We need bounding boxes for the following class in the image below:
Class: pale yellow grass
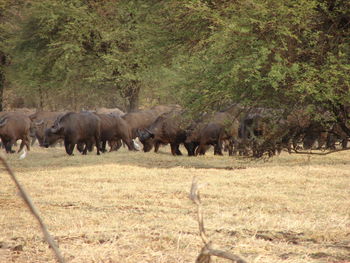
[0,145,349,263]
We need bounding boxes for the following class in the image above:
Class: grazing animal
[95,113,135,152]
[122,105,180,150]
[0,113,31,153]
[186,104,244,156]
[138,110,194,156]
[31,112,65,146]
[43,112,101,155]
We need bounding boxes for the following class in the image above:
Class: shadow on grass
[4,144,349,172]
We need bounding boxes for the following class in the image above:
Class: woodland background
[0,0,349,116]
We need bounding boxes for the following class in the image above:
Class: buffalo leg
[170,143,182,156]
[176,150,182,156]
[341,138,348,149]
[94,135,100,155]
[5,142,12,153]
[64,140,75,155]
[120,133,135,151]
[228,139,235,156]
[154,141,160,153]
[4,140,14,153]
[84,140,94,155]
[7,139,16,153]
[108,140,116,152]
[77,142,85,153]
[170,143,176,155]
[101,140,107,153]
[18,141,26,153]
[18,135,31,152]
[184,142,197,156]
[108,140,121,152]
[175,144,182,155]
[82,144,88,155]
[115,140,123,151]
[124,139,135,151]
[214,143,223,156]
[31,136,37,146]
[68,144,75,155]
[195,144,207,155]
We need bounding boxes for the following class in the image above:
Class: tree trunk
[38,86,44,110]
[0,70,4,112]
[127,82,140,111]
[0,52,5,111]
[332,103,350,137]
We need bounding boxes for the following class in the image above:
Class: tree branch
[189,177,247,263]
[0,155,66,263]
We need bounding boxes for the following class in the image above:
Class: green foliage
[1,0,350,119]
[5,0,160,110]
[151,0,350,118]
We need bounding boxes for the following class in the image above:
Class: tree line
[0,0,349,133]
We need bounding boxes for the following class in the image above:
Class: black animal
[186,104,244,156]
[96,113,135,152]
[0,113,31,153]
[122,105,180,150]
[31,112,65,146]
[43,112,101,155]
[138,110,194,156]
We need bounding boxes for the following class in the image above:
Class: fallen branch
[189,177,247,263]
[292,148,350,156]
[0,155,66,263]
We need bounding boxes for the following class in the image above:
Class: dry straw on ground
[0,154,65,263]
[0,145,350,262]
[189,177,246,263]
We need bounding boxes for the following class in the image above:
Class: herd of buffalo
[0,104,349,157]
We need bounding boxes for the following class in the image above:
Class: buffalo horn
[0,117,8,127]
[144,128,153,135]
[35,120,44,125]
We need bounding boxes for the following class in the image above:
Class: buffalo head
[137,128,154,142]
[43,126,64,148]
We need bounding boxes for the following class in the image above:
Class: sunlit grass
[1,145,349,262]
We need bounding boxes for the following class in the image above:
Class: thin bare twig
[0,155,66,263]
[189,177,247,263]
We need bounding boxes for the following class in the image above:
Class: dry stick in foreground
[189,177,247,263]
[0,155,66,263]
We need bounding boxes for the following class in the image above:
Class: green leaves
[1,0,350,117]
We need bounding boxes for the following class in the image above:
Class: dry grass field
[0,144,349,263]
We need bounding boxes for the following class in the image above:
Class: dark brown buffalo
[31,112,65,146]
[239,107,330,156]
[138,110,194,156]
[95,113,135,152]
[186,104,244,156]
[122,105,179,150]
[326,123,349,149]
[43,112,101,155]
[0,113,31,153]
